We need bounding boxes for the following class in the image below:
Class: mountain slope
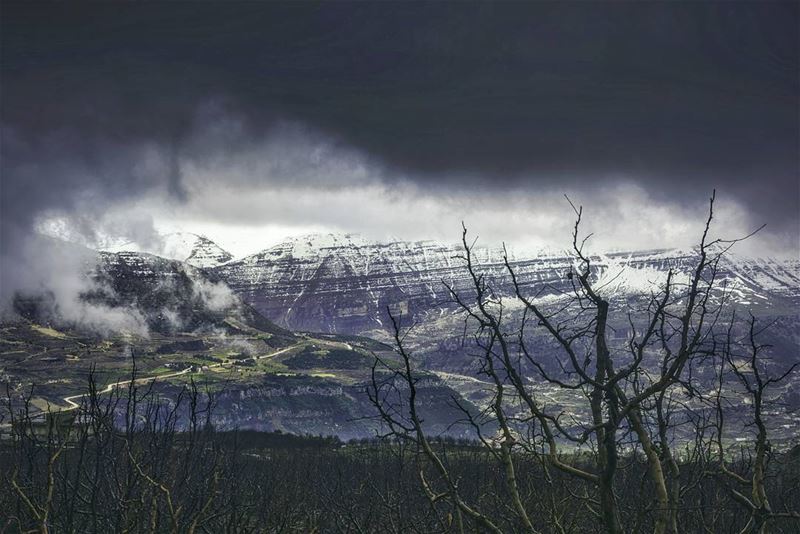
[12,245,287,339]
[213,233,800,335]
[89,250,286,336]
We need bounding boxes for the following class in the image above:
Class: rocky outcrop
[183,374,483,440]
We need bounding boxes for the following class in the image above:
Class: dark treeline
[1,375,799,533]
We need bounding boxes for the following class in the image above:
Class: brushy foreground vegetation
[1,374,799,534]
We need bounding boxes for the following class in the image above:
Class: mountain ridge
[212,233,800,335]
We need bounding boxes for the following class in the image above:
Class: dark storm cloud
[1,1,798,245]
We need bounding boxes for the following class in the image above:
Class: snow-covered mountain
[101,232,233,268]
[173,234,234,268]
[211,233,800,335]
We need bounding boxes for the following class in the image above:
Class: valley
[3,231,799,442]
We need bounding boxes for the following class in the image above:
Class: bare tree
[369,312,507,533]
[711,314,800,533]
[370,191,789,533]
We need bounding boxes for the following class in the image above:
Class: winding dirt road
[55,345,296,414]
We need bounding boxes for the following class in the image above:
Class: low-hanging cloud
[2,235,150,336]
[1,2,797,324]
[15,109,799,265]
[112,116,788,258]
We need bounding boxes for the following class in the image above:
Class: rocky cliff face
[109,371,480,441]
[212,233,800,336]
[202,374,480,440]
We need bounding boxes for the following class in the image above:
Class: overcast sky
[2,2,798,263]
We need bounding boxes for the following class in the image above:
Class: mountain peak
[162,232,234,268]
[99,232,233,268]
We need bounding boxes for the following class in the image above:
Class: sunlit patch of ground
[31,324,68,339]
